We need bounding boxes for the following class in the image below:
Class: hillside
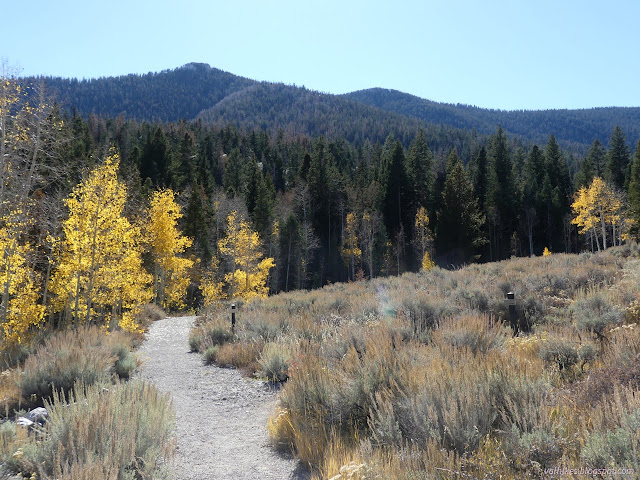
[36,63,256,122]
[30,63,640,151]
[344,87,640,148]
[195,82,430,146]
[193,245,640,478]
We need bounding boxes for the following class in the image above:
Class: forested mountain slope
[35,63,256,122]
[344,88,640,148]
[31,63,640,151]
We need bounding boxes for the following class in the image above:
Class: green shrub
[207,326,234,346]
[258,343,291,382]
[17,327,131,409]
[111,343,138,380]
[581,409,640,469]
[3,380,175,480]
[188,331,204,352]
[540,338,579,371]
[203,346,219,365]
[245,320,283,342]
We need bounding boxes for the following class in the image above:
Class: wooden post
[506,291,517,334]
[231,303,236,334]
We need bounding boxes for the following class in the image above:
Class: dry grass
[1,380,175,480]
[12,326,137,412]
[194,246,640,478]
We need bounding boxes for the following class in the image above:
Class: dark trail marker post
[506,291,517,333]
[231,303,236,334]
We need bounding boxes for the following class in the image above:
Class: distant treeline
[59,110,640,294]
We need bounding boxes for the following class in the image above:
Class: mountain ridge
[26,63,640,151]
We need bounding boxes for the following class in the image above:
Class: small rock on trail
[137,316,308,480]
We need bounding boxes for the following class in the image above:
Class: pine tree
[487,127,517,260]
[146,189,195,310]
[628,140,640,240]
[436,150,485,264]
[223,148,245,196]
[605,126,630,191]
[379,136,409,237]
[406,130,435,217]
[575,139,605,188]
[50,152,152,331]
[542,135,572,252]
[469,146,489,213]
[521,145,545,256]
[140,127,171,186]
[183,184,211,264]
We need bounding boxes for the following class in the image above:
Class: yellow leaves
[225,257,275,302]
[543,247,552,256]
[0,212,45,344]
[421,251,435,271]
[215,210,275,302]
[415,206,430,231]
[341,212,362,266]
[571,176,627,250]
[415,206,434,268]
[146,189,194,309]
[50,152,152,328]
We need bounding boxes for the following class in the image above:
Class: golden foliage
[218,211,274,301]
[49,152,152,330]
[572,177,627,250]
[421,251,435,271]
[341,212,361,278]
[0,211,45,344]
[146,188,194,309]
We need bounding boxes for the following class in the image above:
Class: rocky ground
[137,316,309,480]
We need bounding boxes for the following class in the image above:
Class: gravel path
[137,316,309,480]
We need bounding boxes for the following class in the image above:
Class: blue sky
[3,0,639,110]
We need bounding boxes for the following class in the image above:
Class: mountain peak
[180,62,212,71]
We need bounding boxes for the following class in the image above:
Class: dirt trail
[137,316,308,480]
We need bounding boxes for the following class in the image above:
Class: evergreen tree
[575,139,605,188]
[222,148,244,196]
[469,146,489,213]
[169,132,195,190]
[605,126,630,190]
[521,145,545,256]
[140,127,171,186]
[379,136,409,237]
[541,135,572,252]
[436,150,485,264]
[183,184,211,264]
[628,140,640,240]
[487,127,517,260]
[406,129,435,217]
[253,173,275,238]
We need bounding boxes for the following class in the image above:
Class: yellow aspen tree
[341,212,362,281]
[146,189,194,310]
[218,210,274,301]
[0,210,45,344]
[50,152,152,331]
[200,257,227,308]
[571,185,601,251]
[572,177,627,251]
[542,247,552,256]
[414,206,434,271]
